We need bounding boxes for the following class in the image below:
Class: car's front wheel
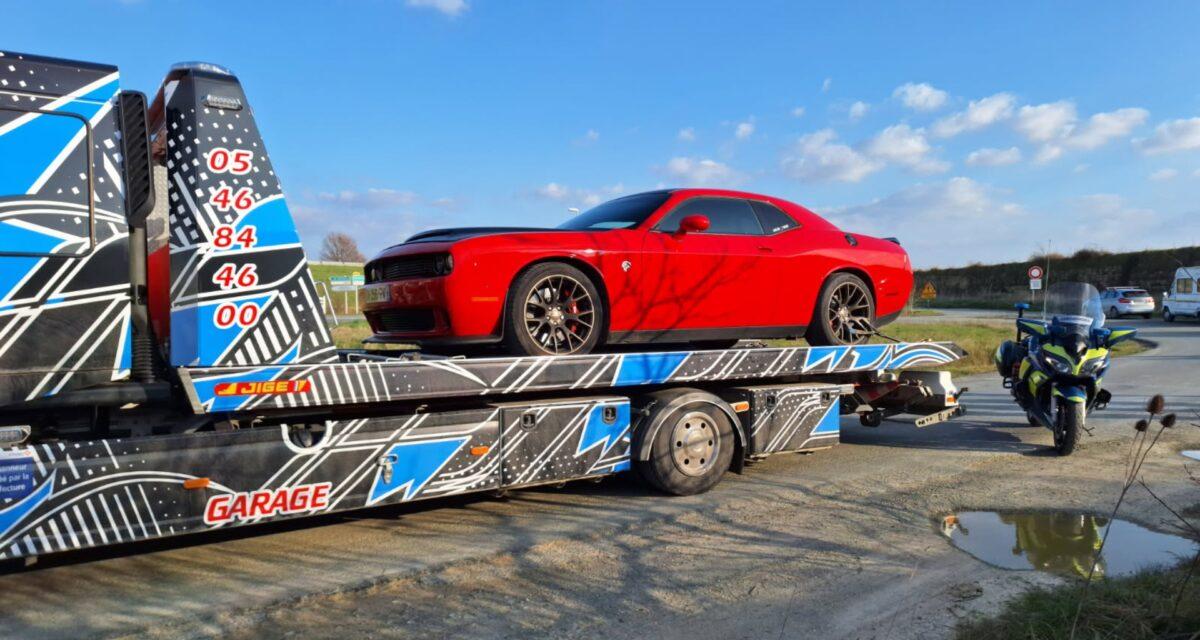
[504,262,604,356]
[806,273,875,346]
[1164,307,1175,322]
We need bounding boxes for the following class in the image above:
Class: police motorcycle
[994,282,1137,455]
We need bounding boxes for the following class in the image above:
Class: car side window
[750,201,799,234]
[656,197,764,235]
[1178,278,1195,294]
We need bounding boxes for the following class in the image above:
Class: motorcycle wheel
[1053,401,1083,455]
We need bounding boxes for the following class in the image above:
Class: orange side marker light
[183,477,211,490]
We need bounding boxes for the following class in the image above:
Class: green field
[956,560,1200,640]
[308,262,364,316]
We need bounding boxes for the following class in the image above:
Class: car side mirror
[675,214,710,236]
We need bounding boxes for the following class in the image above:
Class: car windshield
[1123,290,1149,297]
[557,191,672,231]
[1045,282,1104,331]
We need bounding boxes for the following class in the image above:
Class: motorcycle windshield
[1044,282,1104,332]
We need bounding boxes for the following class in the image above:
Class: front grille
[370,256,439,282]
[375,309,436,333]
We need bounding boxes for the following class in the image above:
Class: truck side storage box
[493,396,631,488]
[721,383,844,456]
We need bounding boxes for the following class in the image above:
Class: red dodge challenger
[361,189,913,356]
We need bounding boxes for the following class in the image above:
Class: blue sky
[4,1,1199,267]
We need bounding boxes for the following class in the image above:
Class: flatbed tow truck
[0,51,965,564]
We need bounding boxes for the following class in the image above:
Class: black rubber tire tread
[636,403,735,496]
[805,272,876,346]
[503,262,605,356]
[1054,401,1084,456]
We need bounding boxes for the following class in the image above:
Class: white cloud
[1069,108,1147,149]
[1016,102,1147,152]
[826,177,1027,267]
[1034,145,1064,164]
[1015,103,1147,162]
[533,182,625,207]
[965,146,1022,167]
[862,124,948,174]
[661,157,742,187]
[1073,164,1090,174]
[1149,168,1179,181]
[1015,101,1077,142]
[1135,117,1200,154]
[848,101,869,122]
[405,0,468,17]
[677,127,696,142]
[931,93,1016,138]
[536,182,571,200]
[791,106,806,118]
[734,118,755,140]
[821,78,832,93]
[781,129,883,183]
[893,82,948,112]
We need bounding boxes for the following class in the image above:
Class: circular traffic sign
[1028,265,1044,279]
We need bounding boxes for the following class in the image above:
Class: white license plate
[363,285,390,305]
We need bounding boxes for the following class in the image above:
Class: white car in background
[1100,287,1155,318]
[1162,267,1200,322]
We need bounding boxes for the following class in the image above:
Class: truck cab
[1162,267,1200,322]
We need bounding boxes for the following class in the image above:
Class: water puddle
[939,511,1198,580]
[1183,450,1200,462]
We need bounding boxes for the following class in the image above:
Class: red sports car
[361,189,913,356]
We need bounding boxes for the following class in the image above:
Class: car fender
[630,388,747,473]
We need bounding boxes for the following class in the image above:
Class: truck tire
[1163,307,1174,322]
[504,262,604,356]
[1053,401,1083,456]
[636,402,735,495]
[806,273,875,346]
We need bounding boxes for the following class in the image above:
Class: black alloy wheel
[806,273,876,346]
[505,263,604,356]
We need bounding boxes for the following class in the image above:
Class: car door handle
[757,246,773,253]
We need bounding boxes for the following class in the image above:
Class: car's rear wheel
[504,262,604,356]
[806,273,875,346]
[1108,306,1120,319]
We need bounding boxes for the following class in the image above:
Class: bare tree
[319,232,365,263]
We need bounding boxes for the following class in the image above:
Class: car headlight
[433,253,454,276]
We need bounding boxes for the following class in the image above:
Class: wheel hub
[670,411,719,477]
[547,306,564,326]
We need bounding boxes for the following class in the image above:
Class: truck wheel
[1053,401,1083,456]
[637,403,735,496]
[806,273,875,346]
[504,262,604,356]
[1163,307,1174,322]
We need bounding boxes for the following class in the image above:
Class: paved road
[1,317,1197,640]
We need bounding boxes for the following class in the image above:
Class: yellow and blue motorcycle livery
[994,282,1137,455]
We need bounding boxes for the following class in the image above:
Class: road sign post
[919,282,937,307]
[1028,265,1044,309]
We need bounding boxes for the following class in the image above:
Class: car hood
[403,227,568,244]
